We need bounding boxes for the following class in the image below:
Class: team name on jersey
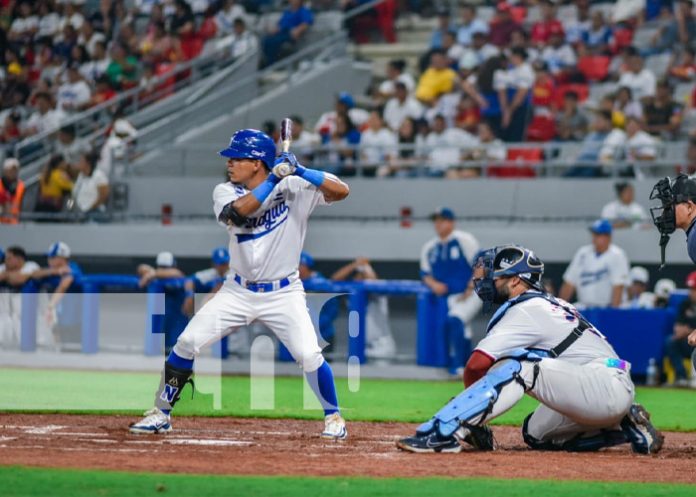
[236,200,290,243]
[578,267,609,286]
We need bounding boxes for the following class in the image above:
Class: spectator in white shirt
[8,2,39,44]
[622,266,655,309]
[425,114,478,175]
[448,121,506,179]
[625,117,658,162]
[22,92,66,137]
[540,31,577,76]
[501,47,534,142]
[37,1,61,39]
[56,62,92,112]
[560,219,630,309]
[383,82,424,132]
[215,0,248,36]
[78,20,106,58]
[71,152,110,220]
[456,4,489,46]
[378,59,417,101]
[80,40,110,83]
[360,110,398,175]
[60,1,85,32]
[289,115,320,164]
[459,32,499,69]
[617,47,656,102]
[600,182,649,228]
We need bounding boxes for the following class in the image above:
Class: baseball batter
[130,126,350,439]
[397,245,663,455]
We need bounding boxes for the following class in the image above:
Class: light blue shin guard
[418,349,543,437]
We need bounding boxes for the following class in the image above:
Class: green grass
[0,467,693,497]
[2,368,696,430]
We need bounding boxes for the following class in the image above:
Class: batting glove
[272,152,300,178]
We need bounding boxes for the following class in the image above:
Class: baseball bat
[280,118,293,153]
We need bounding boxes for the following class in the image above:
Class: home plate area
[1,414,695,483]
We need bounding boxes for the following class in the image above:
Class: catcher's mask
[473,245,545,313]
[650,175,696,268]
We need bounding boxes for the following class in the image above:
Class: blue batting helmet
[218,129,276,170]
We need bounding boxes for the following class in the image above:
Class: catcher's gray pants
[487,357,635,445]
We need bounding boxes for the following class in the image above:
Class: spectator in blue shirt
[181,247,230,318]
[31,241,83,347]
[261,0,314,66]
[420,208,480,375]
[564,110,612,177]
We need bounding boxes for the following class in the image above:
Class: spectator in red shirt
[530,0,564,48]
[489,2,521,48]
[531,61,555,108]
[88,76,117,108]
[455,94,481,134]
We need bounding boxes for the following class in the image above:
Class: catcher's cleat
[396,431,462,453]
[322,413,347,440]
[129,408,172,435]
[459,423,496,451]
[620,404,664,454]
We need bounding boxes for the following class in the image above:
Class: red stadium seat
[487,148,542,178]
[578,55,610,82]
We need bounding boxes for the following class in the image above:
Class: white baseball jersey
[213,175,332,282]
[563,244,630,308]
[476,294,619,366]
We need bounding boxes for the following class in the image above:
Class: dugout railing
[11,274,681,376]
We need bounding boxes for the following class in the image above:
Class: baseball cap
[431,207,455,221]
[211,247,230,265]
[687,271,696,289]
[672,175,696,203]
[47,241,71,259]
[337,92,355,109]
[589,219,612,235]
[3,158,19,171]
[156,251,175,268]
[655,278,676,298]
[496,2,511,12]
[629,266,649,285]
[300,251,314,268]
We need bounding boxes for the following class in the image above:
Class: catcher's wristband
[295,165,325,188]
[251,173,280,203]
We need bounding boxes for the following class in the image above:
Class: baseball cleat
[620,404,664,454]
[321,412,347,440]
[396,431,462,453]
[129,408,172,435]
[459,423,496,451]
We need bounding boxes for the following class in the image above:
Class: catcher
[397,245,663,454]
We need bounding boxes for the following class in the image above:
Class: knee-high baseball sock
[160,351,194,415]
[305,360,340,416]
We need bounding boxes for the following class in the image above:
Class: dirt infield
[1,414,695,483]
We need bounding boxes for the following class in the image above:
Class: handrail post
[347,287,367,363]
[80,281,99,354]
[145,280,164,356]
[20,281,39,352]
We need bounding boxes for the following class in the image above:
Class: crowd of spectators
[0,0,263,159]
[305,0,696,178]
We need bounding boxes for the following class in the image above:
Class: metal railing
[124,140,691,178]
[125,30,350,161]
[12,39,258,170]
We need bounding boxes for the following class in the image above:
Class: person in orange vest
[0,158,25,224]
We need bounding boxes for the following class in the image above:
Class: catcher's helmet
[219,129,276,170]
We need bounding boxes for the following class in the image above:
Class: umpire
[650,174,696,350]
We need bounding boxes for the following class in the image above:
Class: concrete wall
[121,177,654,220]
[0,218,683,264]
